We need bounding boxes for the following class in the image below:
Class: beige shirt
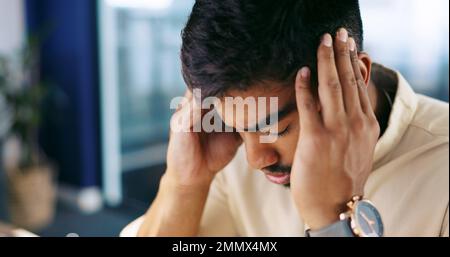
[122,72,449,237]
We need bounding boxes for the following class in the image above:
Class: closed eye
[261,125,291,138]
[275,125,290,137]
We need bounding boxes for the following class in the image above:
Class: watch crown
[353,195,362,202]
[347,195,363,209]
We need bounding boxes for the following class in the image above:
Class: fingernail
[322,34,333,47]
[300,67,310,79]
[349,38,356,52]
[338,28,348,42]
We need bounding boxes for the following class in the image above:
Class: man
[122,0,449,237]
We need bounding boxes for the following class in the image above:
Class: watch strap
[305,219,355,237]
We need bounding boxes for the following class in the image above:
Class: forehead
[216,81,296,129]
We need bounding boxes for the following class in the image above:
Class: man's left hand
[290,29,380,230]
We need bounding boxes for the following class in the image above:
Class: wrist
[163,164,215,186]
[161,173,212,198]
[299,200,350,230]
[144,174,211,237]
[298,191,366,230]
[305,196,384,237]
[303,209,342,231]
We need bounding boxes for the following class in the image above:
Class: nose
[243,134,279,170]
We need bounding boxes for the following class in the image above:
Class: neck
[367,63,398,137]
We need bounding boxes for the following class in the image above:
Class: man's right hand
[137,90,241,236]
[165,90,242,189]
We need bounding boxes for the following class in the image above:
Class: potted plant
[0,38,56,231]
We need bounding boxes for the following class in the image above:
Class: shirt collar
[373,72,418,166]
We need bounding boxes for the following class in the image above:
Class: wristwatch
[305,196,384,237]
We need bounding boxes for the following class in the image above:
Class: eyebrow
[242,102,297,132]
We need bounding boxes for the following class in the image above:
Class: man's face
[217,81,300,186]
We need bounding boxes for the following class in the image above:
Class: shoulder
[388,93,449,163]
[389,94,449,189]
[411,95,449,138]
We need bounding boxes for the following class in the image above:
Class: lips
[262,170,291,185]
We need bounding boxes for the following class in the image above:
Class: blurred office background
[0,0,448,236]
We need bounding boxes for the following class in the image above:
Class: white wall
[0,0,25,54]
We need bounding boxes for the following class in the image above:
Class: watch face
[353,200,384,237]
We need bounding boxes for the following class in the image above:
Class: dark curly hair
[181,0,364,98]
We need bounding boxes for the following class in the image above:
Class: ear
[357,52,372,86]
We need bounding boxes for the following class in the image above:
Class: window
[361,0,449,101]
[99,0,194,205]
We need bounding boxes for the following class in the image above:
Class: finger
[170,95,202,133]
[175,90,194,112]
[295,67,322,132]
[334,28,361,116]
[184,89,193,99]
[349,38,374,117]
[317,33,345,126]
